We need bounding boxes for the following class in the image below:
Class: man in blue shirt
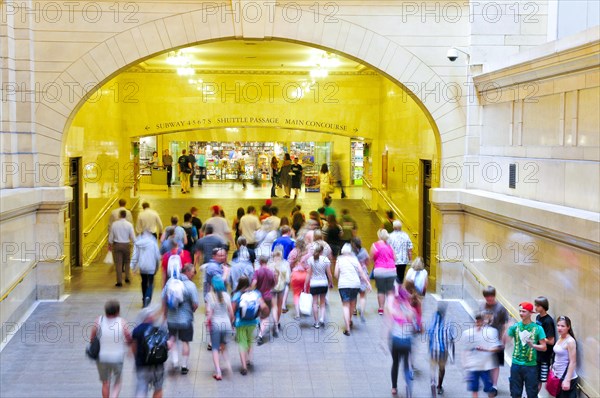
[271,225,295,260]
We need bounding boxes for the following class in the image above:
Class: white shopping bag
[103,251,114,265]
[298,292,313,316]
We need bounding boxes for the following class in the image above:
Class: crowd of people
[101,199,579,398]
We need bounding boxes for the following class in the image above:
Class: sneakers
[125,279,130,284]
[343,330,351,336]
[437,386,444,395]
[207,343,212,351]
[360,311,366,323]
[181,367,189,375]
[313,323,320,329]
[273,329,279,338]
[240,368,248,376]
[257,336,264,346]
[378,308,384,315]
[488,387,497,397]
[115,283,123,287]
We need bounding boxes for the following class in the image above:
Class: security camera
[447,48,459,62]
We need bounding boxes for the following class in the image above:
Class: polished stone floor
[0,183,512,397]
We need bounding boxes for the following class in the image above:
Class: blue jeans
[510,364,538,398]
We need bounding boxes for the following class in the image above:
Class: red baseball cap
[519,302,534,312]
[265,199,273,207]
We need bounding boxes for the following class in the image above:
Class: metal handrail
[82,184,136,237]
[435,255,519,320]
[0,255,64,303]
[362,178,418,239]
[82,194,120,237]
[0,261,38,303]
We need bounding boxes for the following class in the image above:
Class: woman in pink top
[370,229,396,315]
[288,239,311,320]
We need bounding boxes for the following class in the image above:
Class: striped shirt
[427,312,455,361]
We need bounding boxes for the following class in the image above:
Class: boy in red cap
[506,302,547,398]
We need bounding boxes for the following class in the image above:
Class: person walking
[304,244,333,328]
[552,316,578,398]
[270,155,279,197]
[463,312,502,398]
[279,153,292,198]
[162,149,173,188]
[388,220,413,284]
[196,147,206,186]
[387,285,417,397]
[108,199,133,233]
[480,286,509,391]
[130,230,161,307]
[187,149,196,188]
[239,206,261,250]
[163,263,199,375]
[131,305,167,398]
[252,256,276,345]
[330,159,347,199]
[205,275,234,380]
[136,202,163,239]
[290,156,303,199]
[318,163,333,202]
[268,249,290,334]
[288,239,311,320]
[231,276,268,375]
[90,300,132,398]
[228,237,255,292]
[351,237,370,322]
[324,215,343,267]
[108,210,136,287]
[335,243,371,336]
[371,229,396,315]
[178,149,191,194]
[427,301,456,397]
[506,302,547,398]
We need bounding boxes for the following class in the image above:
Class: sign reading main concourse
[149,116,350,134]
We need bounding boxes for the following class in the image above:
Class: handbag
[103,251,114,265]
[546,363,569,397]
[298,292,313,316]
[85,316,102,360]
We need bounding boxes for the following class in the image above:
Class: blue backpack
[238,291,260,320]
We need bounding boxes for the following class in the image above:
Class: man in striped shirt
[427,301,456,397]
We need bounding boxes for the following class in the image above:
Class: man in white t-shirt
[204,205,233,247]
[239,206,261,249]
[463,313,502,397]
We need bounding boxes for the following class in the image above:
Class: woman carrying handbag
[546,316,578,397]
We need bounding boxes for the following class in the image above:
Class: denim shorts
[339,288,360,302]
[466,370,493,392]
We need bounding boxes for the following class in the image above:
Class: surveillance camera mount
[449,47,471,63]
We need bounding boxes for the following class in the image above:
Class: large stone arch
[36,4,464,184]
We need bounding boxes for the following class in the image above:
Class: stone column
[35,187,72,299]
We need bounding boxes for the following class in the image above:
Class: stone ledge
[431,188,600,251]
[475,27,600,92]
[0,187,72,222]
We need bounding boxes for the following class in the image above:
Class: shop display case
[351,141,365,185]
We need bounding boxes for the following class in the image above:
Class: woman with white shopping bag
[335,243,371,336]
[304,244,333,328]
[288,239,311,320]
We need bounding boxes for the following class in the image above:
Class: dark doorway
[421,159,432,267]
[68,158,81,268]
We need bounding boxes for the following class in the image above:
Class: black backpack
[182,226,195,251]
[142,326,169,365]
